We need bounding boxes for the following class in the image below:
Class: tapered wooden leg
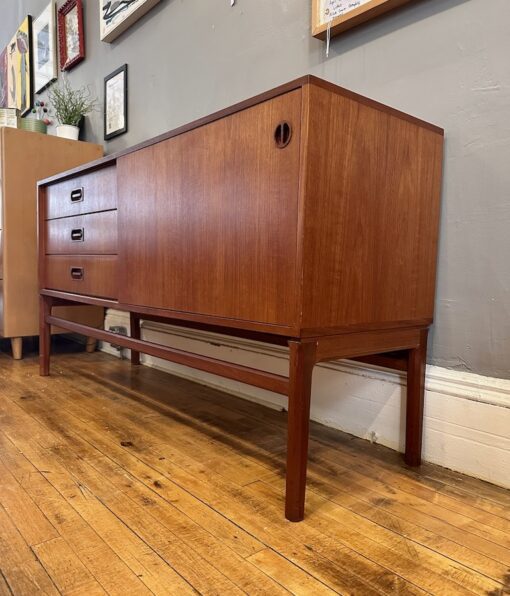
[39,296,52,376]
[10,338,22,360]
[285,340,316,522]
[86,337,97,353]
[130,312,141,365]
[405,329,428,466]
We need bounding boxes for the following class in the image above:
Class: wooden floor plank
[0,459,59,547]
[0,504,59,595]
[3,381,402,595]
[251,479,506,595]
[0,347,509,596]
[33,536,107,595]
[1,369,419,595]
[246,548,338,595]
[0,432,157,596]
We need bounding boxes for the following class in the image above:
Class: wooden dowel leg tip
[285,505,305,523]
[404,454,421,467]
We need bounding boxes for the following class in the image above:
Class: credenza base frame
[39,293,428,522]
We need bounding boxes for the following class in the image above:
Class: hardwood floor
[0,343,509,595]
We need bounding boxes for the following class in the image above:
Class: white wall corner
[101,309,510,490]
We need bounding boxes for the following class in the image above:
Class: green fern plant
[48,77,98,126]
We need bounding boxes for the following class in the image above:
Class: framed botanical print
[104,64,128,141]
[3,16,33,115]
[33,2,57,93]
[58,0,85,71]
[100,0,161,43]
[312,0,414,40]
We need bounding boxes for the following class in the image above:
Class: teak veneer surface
[1,348,509,595]
[38,76,444,521]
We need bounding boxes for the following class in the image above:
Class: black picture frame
[104,63,127,140]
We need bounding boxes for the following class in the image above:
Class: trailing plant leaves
[48,77,98,126]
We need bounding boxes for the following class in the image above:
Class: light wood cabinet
[38,76,444,520]
[0,127,105,358]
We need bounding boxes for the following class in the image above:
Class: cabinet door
[117,90,302,327]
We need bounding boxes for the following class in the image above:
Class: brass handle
[274,122,292,148]
[71,228,84,242]
[70,267,84,280]
[70,187,84,202]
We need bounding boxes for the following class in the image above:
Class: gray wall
[2,0,509,379]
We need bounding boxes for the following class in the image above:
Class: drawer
[45,211,118,255]
[44,256,118,299]
[45,166,117,219]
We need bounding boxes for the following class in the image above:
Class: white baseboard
[101,310,510,490]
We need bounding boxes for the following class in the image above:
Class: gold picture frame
[312,0,414,40]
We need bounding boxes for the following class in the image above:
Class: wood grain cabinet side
[0,128,105,359]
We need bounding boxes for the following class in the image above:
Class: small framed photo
[58,0,85,71]
[104,64,127,141]
[33,2,57,93]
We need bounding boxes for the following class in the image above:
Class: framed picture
[33,2,57,93]
[312,0,414,40]
[58,0,85,71]
[100,0,161,43]
[104,64,128,140]
[2,16,33,115]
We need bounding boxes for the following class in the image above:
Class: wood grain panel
[0,229,3,279]
[117,90,302,326]
[45,210,118,255]
[44,255,118,299]
[45,166,117,220]
[300,84,444,332]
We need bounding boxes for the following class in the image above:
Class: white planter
[56,125,80,140]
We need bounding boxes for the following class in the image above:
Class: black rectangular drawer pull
[70,267,84,280]
[70,187,84,202]
[71,228,84,242]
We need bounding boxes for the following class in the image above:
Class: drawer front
[45,211,117,255]
[44,256,118,299]
[45,166,117,219]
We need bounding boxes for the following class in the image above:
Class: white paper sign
[323,0,371,21]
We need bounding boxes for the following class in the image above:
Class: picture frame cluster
[0,0,160,139]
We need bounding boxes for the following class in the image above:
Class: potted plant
[48,77,97,140]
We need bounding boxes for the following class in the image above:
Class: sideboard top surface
[38,75,444,187]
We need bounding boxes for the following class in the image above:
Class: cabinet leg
[86,337,97,353]
[39,296,52,376]
[130,312,141,365]
[11,338,22,360]
[405,329,428,466]
[285,340,316,522]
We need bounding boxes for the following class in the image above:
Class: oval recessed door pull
[274,121,292,148]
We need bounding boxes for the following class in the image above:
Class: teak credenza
[38,76,444,521]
